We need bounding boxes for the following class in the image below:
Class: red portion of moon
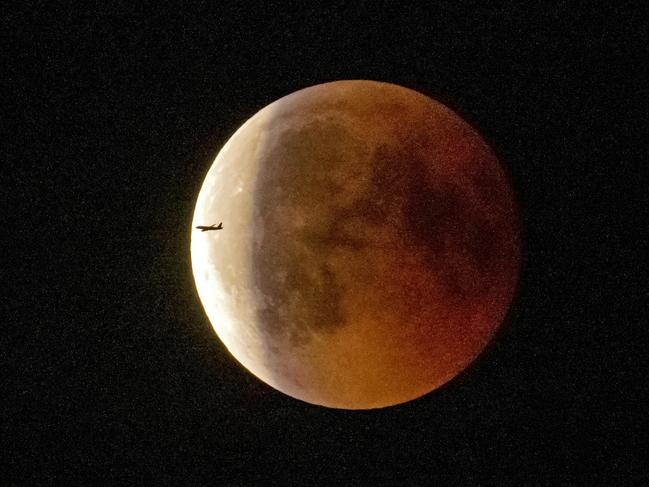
[192,81,521,409]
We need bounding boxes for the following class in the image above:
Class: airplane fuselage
[196,224,223,232]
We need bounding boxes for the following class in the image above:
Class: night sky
[4,3,646,484]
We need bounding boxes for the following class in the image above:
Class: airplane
[196,222,223,232]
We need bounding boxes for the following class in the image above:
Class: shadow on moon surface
[250,114,517,351]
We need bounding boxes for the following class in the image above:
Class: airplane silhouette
[196,222,223,232]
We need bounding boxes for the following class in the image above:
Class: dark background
[3,2,646,484]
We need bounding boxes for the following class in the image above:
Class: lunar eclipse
[191,80,521,409]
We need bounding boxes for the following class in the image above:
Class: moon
[191,80,521,409]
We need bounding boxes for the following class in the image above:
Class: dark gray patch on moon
[391,140,506,300]
[251,118,366,347]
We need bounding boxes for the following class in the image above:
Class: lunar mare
[191,80,520,409]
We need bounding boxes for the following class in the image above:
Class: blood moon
[191,80,521,409]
